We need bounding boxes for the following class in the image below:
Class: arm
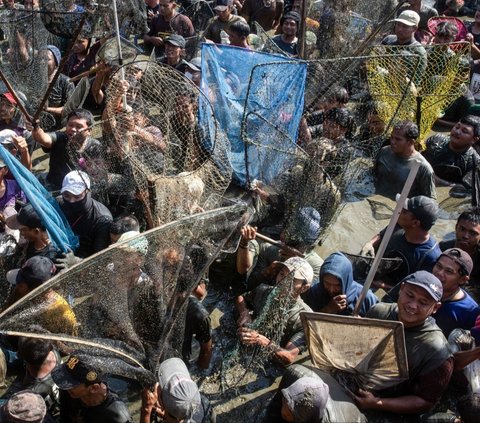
[31,125,53,149]
[12,135,32,170]
[236,225,257,275]
[197,339,213,369]
[140,383,162,423]
[235,294,253,327]
[359,233,382,256]
[354,390,435,414]
[453,347,480,370]
[272,1,283,29]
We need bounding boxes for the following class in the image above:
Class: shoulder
[366,302,397,320]
[381,34,397,45]
[102,391,132,422]
[92,200,113,221]
[425,134,449,149]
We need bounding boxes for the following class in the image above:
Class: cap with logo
[393,10,420,27]
[61,170,91,196]
[440,248,473,276]
[157,358,201,420]
[165,34,186,48]
[52,355,103,390]
[6,256,56,289]
[0,390,47,423]
[396,194,438,230]
[281,376,329,423]
[6,204,43,230]
[402,270,443,302]
[281,257,314,285]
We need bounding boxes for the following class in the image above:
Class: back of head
[2,390,47,423]
[435,21,458,42]
[229,20,250,38]
[110,215,140,236]
[392,120,419,141]
[17,337,53,366]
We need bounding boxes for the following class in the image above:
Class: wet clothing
[261,364,367,423]
[241,0,283,32]
[433,289,480,338]
[245,284,312,350]
[42,132,103,190]
[182,295,212,363]
[304,252,378,317]
[58,388,132,423]
[59,192,112,258]
[366,303,453,405]
[271,35,298,56]
[374,147,436,200]
[422,134,480,184]
[157,57,191,74]
[203,15,247,44]
[64,42,102,79]
[378,227,441,284]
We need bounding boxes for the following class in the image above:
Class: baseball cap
[189,57,201,70]
[393,10,420,27]
[281,11,301,26]
[6,256,56,288]
[0,92,17,105]
[42,45,61,67]
[214,0,232,11]
[51,355,103,390]
[117,231,149,256]
[0,390,47,423]
[440,248,473,276]
[396,194,438,230]
[0,129,16,146]
[157,358,201,421]
[282,257,314,285]
[402,270,443,302]
[281,376,329,423]
[165,34,186,48]
[61,170,91,195]
[6,204,43,230]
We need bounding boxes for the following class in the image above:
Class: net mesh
[0,204,248,379]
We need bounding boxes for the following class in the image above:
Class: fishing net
[0,204,248,381]
[301,312,409,391]
[80,60,232,226]
[368,42,471,147]
[181,0,214,33]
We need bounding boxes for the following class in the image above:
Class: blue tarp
[199,44,307,187]
[0,145,78,253]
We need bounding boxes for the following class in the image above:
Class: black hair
[324,107,357,138]
[280,11,300,27]
[458,394,480,423]
[457,208,480,226]
[326,85,349,105]
[460,115,480,138]
[67,108,94,128]
[109,215,140,235]
[17,337,53,366]
[229,20,250,38]
[435,21,458,40]
[392,120,419,141]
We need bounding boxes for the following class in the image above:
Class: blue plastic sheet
[0,145,78,253]
[199,44,307,187]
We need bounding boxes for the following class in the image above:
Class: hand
[55,250,82,270]
[240,225,257,242]
[359,241,375,257]
[238,327,269,346]
[11,135,28,153]
[141,383,164,417]
[466,33,474,44]
[353,389,381,410]
[150,36,164,47]
[325,295,347,313]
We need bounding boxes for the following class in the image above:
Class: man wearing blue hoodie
[304,252,378,317]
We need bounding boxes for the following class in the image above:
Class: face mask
[63,191,92,215]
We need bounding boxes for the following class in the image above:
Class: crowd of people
[1,0,480,422]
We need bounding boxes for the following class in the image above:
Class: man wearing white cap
[58,170,112,259]
[236,256,314,366]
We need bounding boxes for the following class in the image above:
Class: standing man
[272,12,300,57]
[374,120,436,200]
[422,115,480,186]
[203,0,247,44]
[240,0,283,32]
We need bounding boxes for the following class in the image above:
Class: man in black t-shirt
[52,355,132,423]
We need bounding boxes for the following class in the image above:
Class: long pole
[353,160,420,316]
[0,69,33,123]
[112,0,128,110]
[299,0,307,59]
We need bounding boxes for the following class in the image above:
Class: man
[381,10,427,85]
[432,248,479,337]
[145,0,160,25]
[141,357,212,423]
[183,278,212,369]
[6,203,61,264]
[440,209,480,288]
[3,256,77,335]
[203,0,247,44]
[398,0,438,33]
[52,355,132,423]
[374,120,436,200]
[41,45,75,131]
[236,257,314,366]
[0,91,26,135]
[304,252,378,317]
[361,195,441,290]
[109,214,140,244]
[32,108,103,191]
[422,115,480,186]
[143,0,194,58]
[0,128,32,171]
[240,0,283,32]
[227,20,251,49]
[156,34,191,73]
[58,170,112,259]
[354,271,453,418]
[272,12,300,56]
[0,390,55,422]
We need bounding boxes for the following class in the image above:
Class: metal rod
[353,160,421,316]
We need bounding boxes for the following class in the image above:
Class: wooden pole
[299,0,308,59]
[0,69,33,123]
